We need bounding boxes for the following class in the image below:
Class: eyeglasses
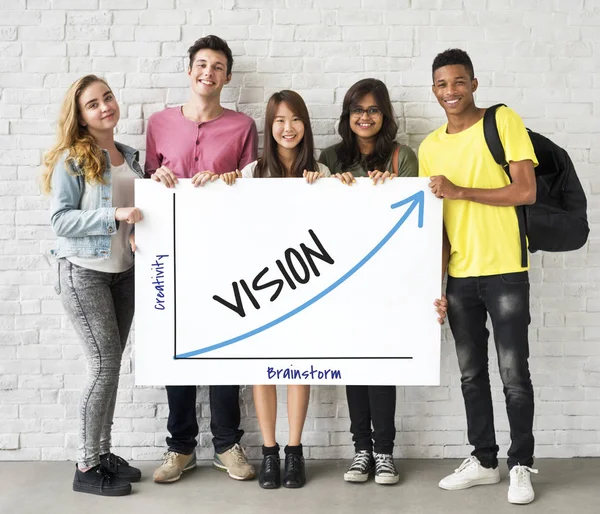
[350,107,382,118]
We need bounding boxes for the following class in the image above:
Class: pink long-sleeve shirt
[144,106,258,177]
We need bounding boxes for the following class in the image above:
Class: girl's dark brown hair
[254,90,318,178]
[335,78,398,172]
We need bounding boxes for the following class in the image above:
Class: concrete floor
[0,459,598,514]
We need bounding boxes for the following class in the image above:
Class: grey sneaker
[153,451,197,483]
[373,452,399,485]
[343,450,374,483]
[213,443,256,480]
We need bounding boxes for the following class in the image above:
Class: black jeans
[446,272,534,470]
[346,385,396,454]
[165,385,243,454]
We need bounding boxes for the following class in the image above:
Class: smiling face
[78,80,119,135]
[272,101,305,151]
[188,48,231,99]
[348,93,384,141]
[432,64,478,116]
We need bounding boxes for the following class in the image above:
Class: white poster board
[134,178,442,385]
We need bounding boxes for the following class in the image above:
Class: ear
[225,73,232,84]
[431,84,435,95]
[187,66,192,77]
[472,78,478,93]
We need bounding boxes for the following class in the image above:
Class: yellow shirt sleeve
[418,137,432,178]
[497,107,539,167]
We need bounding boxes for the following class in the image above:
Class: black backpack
[483,104,589,267]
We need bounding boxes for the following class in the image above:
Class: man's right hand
[151,166,178,188]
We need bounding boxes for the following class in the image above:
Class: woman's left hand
[434,295,448,324]
[303,169,324,184]
[368,169,395,185]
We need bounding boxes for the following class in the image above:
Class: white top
[68,160,138,273]
[240,160,331,178]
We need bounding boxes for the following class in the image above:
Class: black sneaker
[343,450,374,483]
[100,452,142,482]
[258,454,281,489]
[283,453,306,489]
[373,452,399,485]
[73,464,132,496]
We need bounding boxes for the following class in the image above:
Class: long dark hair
[335,78,398,172]
[254,90,318,178]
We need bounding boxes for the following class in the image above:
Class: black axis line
[176,356,413,360]
[173,192,177,360]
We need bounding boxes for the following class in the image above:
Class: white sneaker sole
[508,493,535,504]
[212,461,255,481]
[344,471,371,483]
[439,475,501,491]
[375,474,399,485]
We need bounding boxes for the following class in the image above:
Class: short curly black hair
[188,35,233,75]
[432,48,474,81]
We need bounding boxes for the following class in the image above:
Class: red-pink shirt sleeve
[144,116,161,176]
[239,120,258,169]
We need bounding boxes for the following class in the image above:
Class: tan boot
[213,443,255,480]
[153,451,197,483]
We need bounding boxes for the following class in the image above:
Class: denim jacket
[50,141,145,259]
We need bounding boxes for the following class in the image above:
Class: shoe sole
[153,460,197,484]
[283,481,306,489]
[375,475,399,485]
[439,475,501,491]
[73,482,131,496]
[508,494,535,505]
[343,472,372,483]
[259,481,281,489]
[212,462,255,481]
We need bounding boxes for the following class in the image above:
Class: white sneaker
[439,456,501,490]
[508,465,538,504]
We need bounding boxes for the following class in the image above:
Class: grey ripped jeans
[57,259,135,468]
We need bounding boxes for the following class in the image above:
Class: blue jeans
[446,271,534,469]
[58,259,134,468]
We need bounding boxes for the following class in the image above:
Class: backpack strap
[483,103,528,268]
[392,144,401,175]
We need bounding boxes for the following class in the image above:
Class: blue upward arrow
[175,190,425,358]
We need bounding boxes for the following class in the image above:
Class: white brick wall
[1,0,599,461]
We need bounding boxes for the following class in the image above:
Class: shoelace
[285,453,302,472]
[103,452,127,472]
[373,453,396,475]
[454,456,479,474]
[263,454,280,473]
[94,466,115,490]
[162,451,179,465]
[349,451,372,472]
[229,444,249,464]
[512,466,538,487]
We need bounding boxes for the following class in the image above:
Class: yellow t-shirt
[418,106,538,278]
